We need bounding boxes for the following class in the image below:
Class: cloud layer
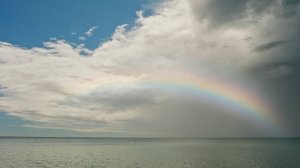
[0,0,300,137]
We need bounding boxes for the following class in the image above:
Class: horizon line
[0,136,299,139]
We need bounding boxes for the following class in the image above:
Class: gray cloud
[190,0,274,28]
[261,65,295,79]
[60,85,165,113]
[280,0,300,17]
[253,40,286,52]
[0,86,7,97]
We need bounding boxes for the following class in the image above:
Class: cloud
[71,31,77,35]
[280,0,300,17]
[190,0,274,28]
[85,26,98,37]
[0,85,7,97]
[49,37,57,41]
[79,26,98,41]
[261,65,295,79]
[0,0,300,136]
[253,40,286,52]
[78,36,86,41]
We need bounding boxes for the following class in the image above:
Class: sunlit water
[0,138,299,168]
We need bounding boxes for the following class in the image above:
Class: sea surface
[0,137,299,168]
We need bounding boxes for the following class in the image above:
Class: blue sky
[0,0,150,49]
[0,0,299,137]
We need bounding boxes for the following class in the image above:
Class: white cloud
[71,30,76,35]
[49,37,57,41]
[78,26,98,41]
[78,36,86,41]
[85,26,98,37]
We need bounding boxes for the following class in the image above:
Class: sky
[0,0,299,138]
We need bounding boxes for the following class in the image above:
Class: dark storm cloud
[190,0,273,27]
[191,0,300,28]
[253,40,286,52]
[280,0,300,17]
[189,0,300,136]
[260,65,295,79]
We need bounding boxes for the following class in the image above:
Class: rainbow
[138,72,284,134]
[77,72,284,135]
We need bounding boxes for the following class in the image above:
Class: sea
[0,137,299,168]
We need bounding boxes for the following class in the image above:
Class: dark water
[0,138,299,168]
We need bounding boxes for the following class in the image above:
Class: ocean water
[0,138,299,168]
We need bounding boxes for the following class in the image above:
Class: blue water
[0,138,299,168]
